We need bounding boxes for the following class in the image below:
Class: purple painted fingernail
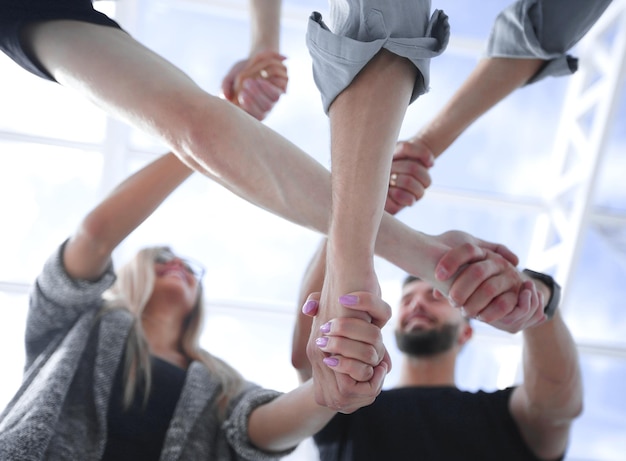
[320,322,331,334]
[323,357,339,367]
[436,267,448,280]
[316,337,329,348]
[302,300,318,315]
[339,294,358,306]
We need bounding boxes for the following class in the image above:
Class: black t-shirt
[102,356,187,461]
[314,386,551,461]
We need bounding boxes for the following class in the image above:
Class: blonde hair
[102,246,244,416]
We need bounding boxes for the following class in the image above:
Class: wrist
[522,269,561,320]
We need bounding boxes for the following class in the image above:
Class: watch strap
[522,269,561,319]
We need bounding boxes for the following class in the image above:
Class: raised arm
[250,290,391,451]
[291,239,327,383]
[294,172,421,381]
[393,0,611,190]
[248,0,281,56]
[406,57,544,159]
[221,0,287,120]
[509,308,583,460]
[435,239,583,457]
[25,17,545,411]
[63,153,193,280]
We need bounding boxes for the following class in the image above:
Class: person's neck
[141,307,186,360]
[396,351,457,388]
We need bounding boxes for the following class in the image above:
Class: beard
[394,323,459,357]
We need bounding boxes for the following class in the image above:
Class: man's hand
[221,50,288,120]
[433,231,547,332]
[385,138,435,215]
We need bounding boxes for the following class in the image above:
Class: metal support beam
[526,0,626,311]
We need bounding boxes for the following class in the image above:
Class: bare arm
[395,0,611,195]
[248,0,281,55]
[389,59,542,209]
[251,291,391,451]
[221,0,286,120]
[291,239,327,383]
[417,57,543,157]
[248,380,335,452]
[63,153,193,280]
[25,20,543,409]
[509,308,583,460]
[293,173,416,382]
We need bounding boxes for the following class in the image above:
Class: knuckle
[405,161,420,176]
[461,242,477,254]
[382,301,392,321]
[468,264,488,280]
[355,364,374,382]
[482,280,500,299]
[422,174,432,188]
[365,346,379,366]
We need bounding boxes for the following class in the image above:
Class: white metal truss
[526,0,626,310]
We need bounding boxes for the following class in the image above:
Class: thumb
[301,292,321,316]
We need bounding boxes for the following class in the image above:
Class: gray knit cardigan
[0,242,294,461]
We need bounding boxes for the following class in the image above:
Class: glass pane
[0,55,107,143]
[0,142,103,283]
[564,227,626,346]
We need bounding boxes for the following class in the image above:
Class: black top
[102,356,187,461]
[314,386,558,461]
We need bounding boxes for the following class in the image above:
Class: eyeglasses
[154,250,205,281]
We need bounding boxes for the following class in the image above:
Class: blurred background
[0,1,624,459]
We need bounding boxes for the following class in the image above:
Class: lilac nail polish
[315,337,329,348]
[339,294,358,306]
[320,322,331,334]
[323,357,339,367]
[302,300,318,315]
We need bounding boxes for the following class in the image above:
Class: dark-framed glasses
[154,250,205,281]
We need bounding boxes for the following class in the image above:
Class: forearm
[64,153,193,279]
[292,239,327,381]
[509,310,582,459]
[324,49,417,303]
[247,380,335,452]
[182,99,457,295]
[417,57,544,157]
[248,0,281,55]
[521,310,583,420]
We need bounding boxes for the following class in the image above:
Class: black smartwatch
[522,269,561,319]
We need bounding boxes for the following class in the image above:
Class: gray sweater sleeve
[26,240,116,368]
[486,0,612,83]
[223,386,298,460]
